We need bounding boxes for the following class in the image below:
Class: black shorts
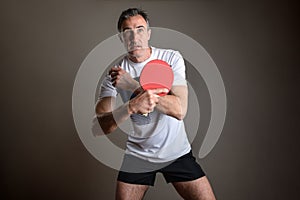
[117,150,205,186]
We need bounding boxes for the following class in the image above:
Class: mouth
[128,45,143,52]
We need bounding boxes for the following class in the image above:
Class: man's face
[120,15,151,58]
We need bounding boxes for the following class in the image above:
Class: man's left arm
[155,85,188,120]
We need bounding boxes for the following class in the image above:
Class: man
[96,8,216,200]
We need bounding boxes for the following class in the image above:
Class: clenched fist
[129,88,169,114]
[109,67,139,92]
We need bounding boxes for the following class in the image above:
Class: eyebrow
[122,25,146,32]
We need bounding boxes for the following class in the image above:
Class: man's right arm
[95,96,132,134]
[96,88,168,135]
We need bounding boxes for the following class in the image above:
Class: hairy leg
[115,181,149,200]
[172,176,216,200]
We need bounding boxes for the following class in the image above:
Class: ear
[118,33,123,43]
[147,28,151,40]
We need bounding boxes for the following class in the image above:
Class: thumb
[153,88,169,95]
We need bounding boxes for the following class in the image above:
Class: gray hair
[117,8,150,32]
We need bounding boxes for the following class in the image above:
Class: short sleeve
[98,74,118,99]
[170,51,187,86]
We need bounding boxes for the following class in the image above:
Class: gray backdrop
[1,0,299,199]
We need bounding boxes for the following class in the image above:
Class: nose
[129,30,139,41]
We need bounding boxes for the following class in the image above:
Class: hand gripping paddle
[139,59,174,115]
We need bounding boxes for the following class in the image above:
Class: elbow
[178,105,187,120]
[100,124,115,135]
[96,116,115,135]
[103,127,115,134]
[174,97,187,120]
[176,113,185,121]
[100,125,112,135]
[174,110,187,121]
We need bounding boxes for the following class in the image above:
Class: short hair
[117,8,149,32]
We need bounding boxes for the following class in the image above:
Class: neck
[128,47,152,63]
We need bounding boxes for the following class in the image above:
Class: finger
[149,88,169,95]
[143,90,153,97]
[153,94,160,104]
[111,78,117,86]
[118,69,125,75]
[111,74,119,81]
[108,68,116,75]
[109,67,122,75]
[110,72,116,78]
[146,88,163,94]
[149,99,155,106]
[111,71,122,81]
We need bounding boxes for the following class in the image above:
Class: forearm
[95,86,151,134]
[97,101,132,134]
[156,88,188,120]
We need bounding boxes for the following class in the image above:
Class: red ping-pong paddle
[140,59,174,96]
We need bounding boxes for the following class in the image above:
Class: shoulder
[152,46,182,57]
[151,47,183,64]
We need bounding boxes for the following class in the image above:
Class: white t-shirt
[99,47,191,163]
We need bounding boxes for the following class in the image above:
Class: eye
[122,29,133,37]
[137,27,145,34]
